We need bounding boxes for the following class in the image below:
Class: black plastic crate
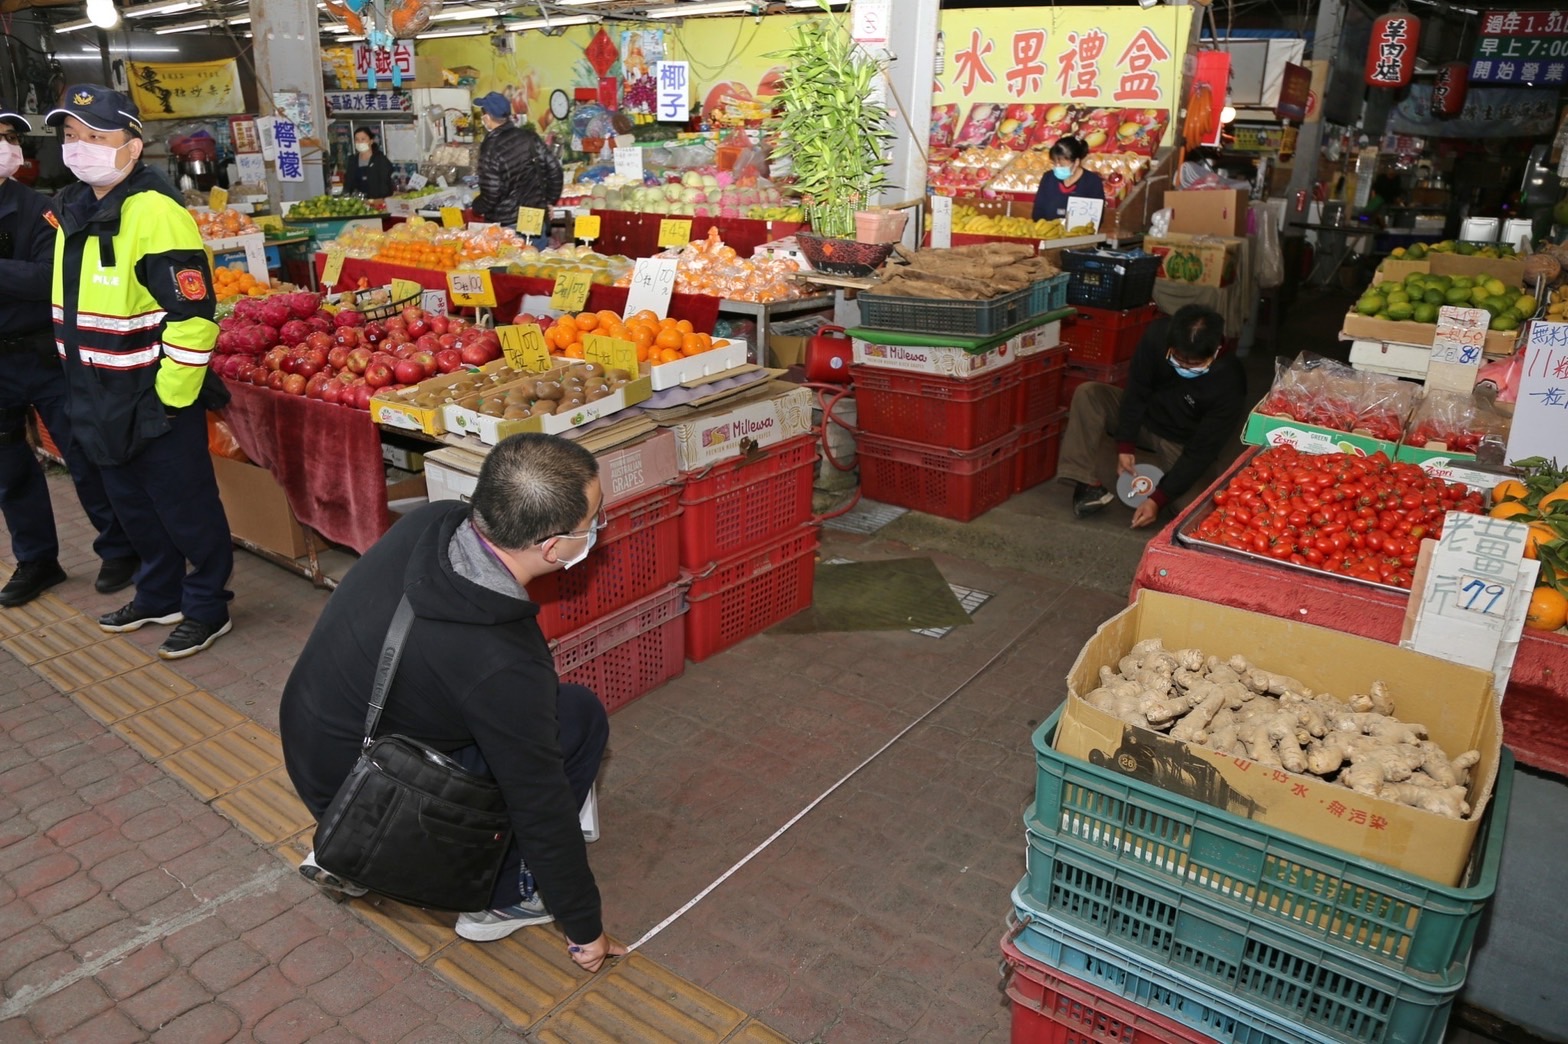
[1063,249,1160,310]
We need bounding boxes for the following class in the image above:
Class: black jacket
[280,502,601,943]
[0,177,56,337]
[345,148,395,199]
[1032,169,1104,222]
[473,123,562,225]
[1116,315,1247,503]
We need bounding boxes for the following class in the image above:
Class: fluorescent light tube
[646,2,757,19]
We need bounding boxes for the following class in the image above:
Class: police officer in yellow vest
[48,86,234,659]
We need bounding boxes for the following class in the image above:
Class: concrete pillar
[877,0,939,217]
[249,0,328,199]
[1284,0,1346,224]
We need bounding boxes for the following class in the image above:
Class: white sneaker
[299,850,368,898]
[455,894,554,942]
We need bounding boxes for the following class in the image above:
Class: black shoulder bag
[311,597,514,911]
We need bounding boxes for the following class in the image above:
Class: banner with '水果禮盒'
[127,59,245,119]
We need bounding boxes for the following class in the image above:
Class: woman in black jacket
[471,92,562,241]
[344,127,394,199]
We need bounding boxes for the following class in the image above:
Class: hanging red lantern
[1431,61,1469,118]
[1364,12,1421,88]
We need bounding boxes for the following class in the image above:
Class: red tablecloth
[313,255,721,330]
[1134,458,1568,778]
[588,209,805,259]
[218,380,392,555]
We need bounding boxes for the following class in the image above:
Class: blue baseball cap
[0,106,31,133]
[46,84,142,133]
[474,92,510,119]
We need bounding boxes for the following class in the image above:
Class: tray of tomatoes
[1177,445,1487,593]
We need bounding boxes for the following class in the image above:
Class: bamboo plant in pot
[771,0,897,275]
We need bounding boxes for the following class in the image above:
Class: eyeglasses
[0,133,20,146]
[546,508,607,542]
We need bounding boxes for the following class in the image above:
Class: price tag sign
[446,269,496,308]
[421,289,447,315]
[1504,320,1568,464]
[497,324,553,371]
[1064,197,1105,233]
[408,173,428,190]
[930,195,953,250]
[517,206,545,236]
[573,214,602,241]
[624,256,679,319]
[208,186,229,210]
[320,249,346,288]
[613,146,643,182]
[440,206,465,229]
[254,214,284,232]
[240,237,269,282]
[550,270,593,312]
[583,334,639,373]
[1428,306,1489,393]
[657,218,692,248]
[390,278,423,305]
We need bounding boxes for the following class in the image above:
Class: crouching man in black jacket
[280,433,623,972]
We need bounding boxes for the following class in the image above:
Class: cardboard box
[444,368,653,446]
[1012,320,1061,357]
[1163,189,1249,236]
[1392,446,1507,493]
[371,358,521,436]
[1145,234,1240,288]
[423,446,485,504]
[423,429,679,508]
[380,442,425,472]
[1056,591,1501,886]
[666,383,814,471]
[851,337,1016,378]
[768,314,834,369]
[1243,407,1401,458]
[648,339,749,391]
[1373,254,1526,288]
[210,455,307,559]
[1340,311,1519,359]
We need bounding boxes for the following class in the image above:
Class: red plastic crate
[1061,304,1159,367]
[1003,936,1213,1044]
[678,435,816,571]
[532,482,683,640]
[1061,360,1133,409]
[1014,410,1068,493]
[553,582,686,714]
[851,364,1021,451]
[1014,345,1068,426]
[858,429,1019,522]
[684,525,818,663]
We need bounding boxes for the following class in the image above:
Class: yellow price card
[573,214,601,241]
[440,206,465,229]
[208,186,229,210]
[390,278,423,305]
[583,334,639,374]
[549,270,594,312]
[657,218,693,248]
[446,269,497,308]
[517,207,546,236]
[320,250,346,288]
[254,214,284,232]
[497,324,553,372]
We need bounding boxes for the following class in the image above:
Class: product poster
[620,29,665,120]
[127,59,245,118]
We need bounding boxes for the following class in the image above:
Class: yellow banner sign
[128,59,246,119]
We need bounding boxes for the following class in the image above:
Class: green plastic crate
[1030,707,1513,983]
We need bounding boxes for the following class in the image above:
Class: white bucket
[1459,216,1500,242]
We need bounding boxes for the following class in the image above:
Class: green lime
[1387,301,1415,320]
[1491,314,1519,331]
[1423,289,1445,306]
[1357,294,1386,316]
[1413,303,1438,323]
[1445,287,1472,305]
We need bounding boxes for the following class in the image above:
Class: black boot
[0,560,67,608]
[95,556,139,594]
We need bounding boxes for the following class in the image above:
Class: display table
[588,209,805,259]
[1132,456,1568,777]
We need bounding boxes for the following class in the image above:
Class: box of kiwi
[370,359,521,436]
[442,361,652,445]
[1343,265,1529,358]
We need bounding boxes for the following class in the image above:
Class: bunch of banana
[1547,284,1568,320]
[950,204,1067,240]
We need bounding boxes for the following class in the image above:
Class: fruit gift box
[994,104,1046,150]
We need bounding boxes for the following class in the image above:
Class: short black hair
[354,127,377,141]
[469,433,599,551]
[1168,304,1225,361]
[1050,136,1089,163]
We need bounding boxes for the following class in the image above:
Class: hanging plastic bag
[1256,203,1284,289]
[207,414,250,464]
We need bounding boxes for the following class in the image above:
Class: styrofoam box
[1013,320,1062,357]
[850,338,1017,379]
[423,428,679,508]
[667,384,814,471]
[423,447,484,504]
[648,339,750,391]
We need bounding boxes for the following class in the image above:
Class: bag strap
[362,595,417,750]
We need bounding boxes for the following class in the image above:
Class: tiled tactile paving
[1,613,111,664]
[0,592,78,638]
[213,768,316,844]
[432,926,585,1028]
[349,896,460,962]
[722,1021,798,1043]
[531,952,748,1044]
[33,635,154,692]
[116,688,248,760]
[72,662,196,724]
[158,720,284,799]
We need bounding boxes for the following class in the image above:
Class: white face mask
[555,525,596,570]
[0,141,21,180]
[62,139,133,187]
[356,141,371,153]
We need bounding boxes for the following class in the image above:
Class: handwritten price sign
[1430,306,1488,366]
[583,334,639,373]
[446,269,496,308]
[497,324,552,372]
[657,218,692,248]
[390,278,423,305]
[440,206,464,228]
[624,257,679,319]
[207,186,229,210]
[320,250,346,288]
[573,214,601,241]
[550,270,594,312]
[516,207,545,236]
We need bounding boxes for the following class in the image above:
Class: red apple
[363,320,387,344]
[326,345,351,370]
[434,349,462,374]
[437,332,458,350]
[349,385,373,410]
[393,359,426,385]
[411,350,438,377]
[294,359,321,380]
[364,361,394,388]
[415,333,441,354]
[305,373,330,398]
[513,312,537,327]
[320,380,344,405]
[334,327,361,348]
[345,347,372,374]
[306,330,334,352]
[391,343,416,360]
[283,373,307,396]
[428,314,449,335]
[459,344,492,366]
[266,370,287,391]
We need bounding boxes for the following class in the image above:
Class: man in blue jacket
[0,103,136,607]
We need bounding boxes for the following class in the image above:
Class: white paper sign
[421,289,447,315]
[255,116,278,161]
[241,237,270,282]
[273,119,304,183]
[613,147,643,182]
[930,195,953,250]
[437,175,449,189]
[1430,306,1488,366]
[851,0,892,45]
[235,152,266,187]
[624,257,679,319]
[1065,197,1105,232]
[408,173,428,190]
[1506,320,1568,464]
[656,61,690,123]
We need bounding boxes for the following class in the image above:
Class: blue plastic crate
[1029,273,1070,316]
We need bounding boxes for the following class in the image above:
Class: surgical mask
[555,525,596,570]
[1168,355,1210,379]
[356,141,371,153]
[1052,165,1073,181]
[0,141,21,180]
[62,139,132,187]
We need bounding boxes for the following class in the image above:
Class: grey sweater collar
[448,519,527,600]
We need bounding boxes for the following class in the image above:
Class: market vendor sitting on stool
[1059,304,1246,529]
[1032,135,1104,223]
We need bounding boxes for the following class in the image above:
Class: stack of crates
[677,435,819,663]
[1001,704,1516,1044]
[1059,303,1159,406]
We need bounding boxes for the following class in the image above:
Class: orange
[675,319,693,334]
[655,328,684,351]
[575,312,599,331]
[631,309,658,324]
[1539,485,1568,515]
[681,333,704,356]
[1524,522,1559,560]
[1489,500,1533,521]
[597,309,621,328]
[1525,586,1568,631]
[658,347,682,363]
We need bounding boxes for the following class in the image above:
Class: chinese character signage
[354,43,415,88]
[274,119,304,183]
[127,59,244,118]
[1365,13,1420,88]
[656,61,689,122]
[1431,62,1470,117]
[1469,10,1568,83]
[324,91,414,115]
[1276,62,1311,121]
[1508,321,1568,462]
[1389,85,1559,138]
[1477,8,1568,35]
